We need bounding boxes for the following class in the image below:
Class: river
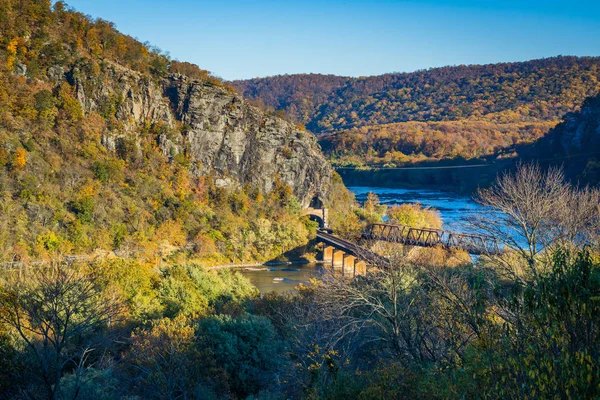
[348,186,483,231]
[240,186,486,293]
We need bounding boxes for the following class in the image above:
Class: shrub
[196,314,284,398]
[68,196,95,223]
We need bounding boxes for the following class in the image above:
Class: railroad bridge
[362,223,501,256]
[317,230,388,278]
[314,222,501,278]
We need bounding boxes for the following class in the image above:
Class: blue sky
[63,0,600,80]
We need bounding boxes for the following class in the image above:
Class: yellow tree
[12,148,26,170]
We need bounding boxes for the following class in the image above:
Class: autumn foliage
[235,57,600,164]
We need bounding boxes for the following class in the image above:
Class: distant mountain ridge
[233,56,600,133]
[233,74,349,125]
[234,56,600,165]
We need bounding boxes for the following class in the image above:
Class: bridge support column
[355,261,367,276]
[342,255,356,277]
[332,250,345,269]
[323,246,334,263]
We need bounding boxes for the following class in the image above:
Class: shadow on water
[237,240,325,293]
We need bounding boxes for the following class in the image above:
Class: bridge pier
[323,246,334,263]
[355,261,367,276]
[332,250,345,269]
[317,230,387,278]
[342,254,356,277]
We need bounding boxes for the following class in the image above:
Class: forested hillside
[235,57,600,131]
[234,57,600,164]
[320,119,556,165]
[235,73,349,124]
[0,0,334,263]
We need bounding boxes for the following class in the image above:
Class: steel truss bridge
[362,223,501,256]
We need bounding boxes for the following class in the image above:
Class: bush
[196,314,284,398]
[34,89,56,111]
[129,315,201,399]
[68,196,95,223]
[157,265,257,318]
[58,368,120,400]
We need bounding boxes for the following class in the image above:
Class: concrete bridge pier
[332,250,345,269]
[323,246,334,263]
[317,230,383,278]
[342,254,356,277]
[355,261,367,276]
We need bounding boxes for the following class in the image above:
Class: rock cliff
[67,62,332,206]
[526,92,600,184]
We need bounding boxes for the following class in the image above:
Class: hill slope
[0,0,332,262]
[234,57,600,132]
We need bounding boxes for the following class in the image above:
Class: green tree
[387,203,442,229]
[481,250,600,398]
[196,314,284,398]
[129,315,202,399]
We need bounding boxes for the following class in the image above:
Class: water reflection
[238,263,321,293]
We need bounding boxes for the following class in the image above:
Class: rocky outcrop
[526,93,600,184]
[70,62,175,132]
[546,94,600,154]
[67,61,332,206]
[163,75,332,205]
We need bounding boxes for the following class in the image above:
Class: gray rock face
[164,75,332,206]
[14,62,27,76]
[72,62,175,133]
[70,62,332,206]
[547,95,600,154]
[47,65,65,84]
[529,93,600,184]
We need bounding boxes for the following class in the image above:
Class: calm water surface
[240,186,485,293]
[237,264,321,294]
